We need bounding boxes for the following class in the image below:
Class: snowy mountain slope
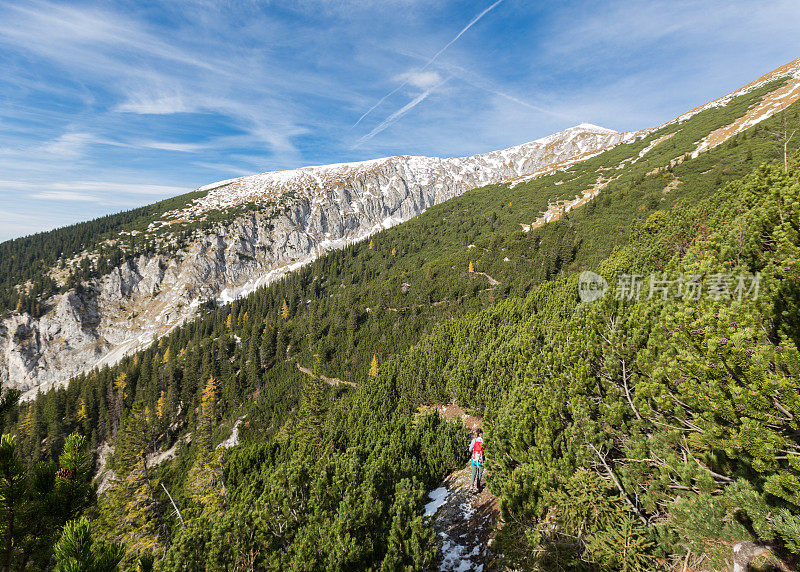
[161,123,626,220]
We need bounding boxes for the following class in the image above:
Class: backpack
[472,439,484,465]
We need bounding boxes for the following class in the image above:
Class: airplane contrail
[351,0,505,130]
[352,78,449,148]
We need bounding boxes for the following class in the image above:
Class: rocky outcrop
[1,124,632,399]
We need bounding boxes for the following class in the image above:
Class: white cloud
[31,190,99,202]
[141,141,207,153]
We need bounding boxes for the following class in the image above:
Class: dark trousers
[470,462,483,489]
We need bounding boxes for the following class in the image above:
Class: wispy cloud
[115,94,195,115]
[38,132,96,159]
[0,180,190,196]
[31,190,102,202]
[395,70,443,90]
[141,141,208,153]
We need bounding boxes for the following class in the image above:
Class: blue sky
[1,0,798,241]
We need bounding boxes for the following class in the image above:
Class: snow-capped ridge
[170,124,626,221]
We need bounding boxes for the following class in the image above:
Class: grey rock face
[1,125,626,399]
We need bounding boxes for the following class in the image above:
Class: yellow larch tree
[369,355,379,377]
[114,373,128,398]
[19,407,35,438]
[156,391,167,420]
[199,376,217,451]
[77,398,88,424]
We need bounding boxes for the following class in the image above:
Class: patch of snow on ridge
[575,122,617,133]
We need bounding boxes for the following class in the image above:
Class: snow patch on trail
[439,532,483,572]
[425,487,449,517]
[427,463,500,571]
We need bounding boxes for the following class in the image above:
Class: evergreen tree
[100,405,165,561]
[379,478,437,570]
[0,435,23,571]
[53,517,123,572]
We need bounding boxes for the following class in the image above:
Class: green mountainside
[2,76,800,569]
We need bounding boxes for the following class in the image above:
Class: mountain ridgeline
[2,59,800,570]
[1,123,627,399]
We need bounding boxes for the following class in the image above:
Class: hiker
[468,428,484,492]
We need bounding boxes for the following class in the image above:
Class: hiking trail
[294,362,355,386]
[421,403,502,571]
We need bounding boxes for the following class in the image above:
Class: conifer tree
[293,378,325,448]
[77,398,88,425]
[17,433,95,569]
[185,449,226,516]
[0,435,23,570]
[0,386,18,437]
[380,478,437,570]
[112,373,127,433]
[53,517,123,572]
[101,404,165,560]
[17,408,34,443]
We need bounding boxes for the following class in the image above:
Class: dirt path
[421,403,501,571]
[473,271,499,286]
[294,362,355,387]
